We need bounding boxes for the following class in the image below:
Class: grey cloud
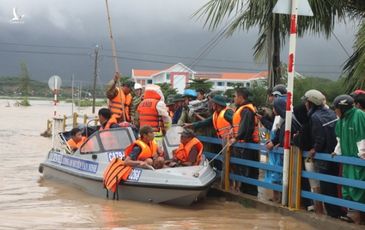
[0,0,357,84]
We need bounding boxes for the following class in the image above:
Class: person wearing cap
[177,89,198,126]
[229,87,260,195]
[124,125,165,169]
[172,94,185,124]
[137,85,172,143]
[258,84,287,130]
[302,90,346,218]
[131,83,144,128]
[166,96,175,118]
[106,73,134,123]
[184,95,233,140]
[167,129,204,167]
[332,95,365,224]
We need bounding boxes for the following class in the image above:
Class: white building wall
[152,73,166,84]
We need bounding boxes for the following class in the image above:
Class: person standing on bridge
[303,90,346,218]
[333,95,365,224]
[229,88,260,195]
[353,92,365,112]
[184,95,233,140]
[106,73,134,123]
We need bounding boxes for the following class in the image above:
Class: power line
[331,31,351,58]
[0,48,343,75]
[189,16,238,68]
[0,41,345,67]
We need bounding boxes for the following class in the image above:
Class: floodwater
[0,99,315,229]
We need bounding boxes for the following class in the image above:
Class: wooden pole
[224,145,231,192]
[104,0,126,122]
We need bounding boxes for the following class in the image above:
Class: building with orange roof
[132,63,268,93]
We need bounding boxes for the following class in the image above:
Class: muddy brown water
[0,99,315,229]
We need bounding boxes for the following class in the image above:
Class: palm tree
[195,0,346,89]
[342,1,365,92]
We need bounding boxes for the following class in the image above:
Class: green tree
[188,79,214,93]
[342,1,365,92]
[156,83,178,100]
[292,77,346,105]
[195,0,346,89]
[19,62,30,106]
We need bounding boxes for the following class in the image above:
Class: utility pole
[92,45,100,114]
[273,0,313,206]
[71,74,74,115]
[78,81,82,111]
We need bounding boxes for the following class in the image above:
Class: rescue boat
[39,126,216,206]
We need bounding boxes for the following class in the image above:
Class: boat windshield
[80,128,135,154]
[162,125,183,159]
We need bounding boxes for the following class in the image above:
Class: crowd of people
[66,72,365,224]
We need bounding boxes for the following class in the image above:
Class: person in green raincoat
[333,95,365,224]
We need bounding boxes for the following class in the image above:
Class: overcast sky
[0,0,358,85]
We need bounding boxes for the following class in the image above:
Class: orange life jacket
[109,88,132,122]
[137,90,163,133]
[67,136,87,151]
[103,158,132,193]
[174,137,203,165]
[99,116,118,131]
[212,108,233,139]
[232,103,260,143]
[124,139,158,161]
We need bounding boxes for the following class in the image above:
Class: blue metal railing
[198,135,365,212]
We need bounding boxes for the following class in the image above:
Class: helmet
[183,89,197,98]
[272,84,287,96]
[134,83,142,90]
[333,95,354,110]
[302,89,325,106]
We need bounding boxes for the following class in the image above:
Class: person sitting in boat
[167,129,203,167]
[98,108,119,131]
[124,125,165,169]
[67,127,86,152]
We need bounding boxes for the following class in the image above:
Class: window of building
[217,81,224,86]
[147,79,153,84]
[166,73,170,80]
[246,82,250,87]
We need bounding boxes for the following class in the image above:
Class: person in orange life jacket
[167,129,203,167]
[184,95,233,139]
[67,127,86,152]
[124,126,165,169]
[228,87,260,195]
[137,89,171,141]
[106,72,134,122]
[98,108,119,131]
